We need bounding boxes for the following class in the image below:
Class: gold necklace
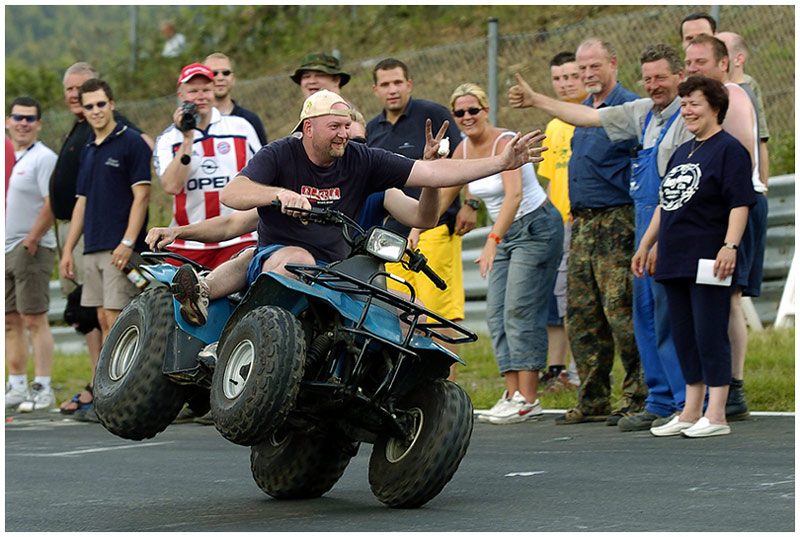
[688,137,707,158]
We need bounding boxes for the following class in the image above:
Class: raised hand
[498,130,548,171]
[423,118,450,160]
[508,73,537,109]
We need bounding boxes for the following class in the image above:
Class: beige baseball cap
[292,90,351,133]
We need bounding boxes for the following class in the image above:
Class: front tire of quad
[210,306,305,446]
[368,379,473,508]
[250,429,358,499]
[94,286,189,440]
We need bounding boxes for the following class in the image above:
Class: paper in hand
[696,258,732,287]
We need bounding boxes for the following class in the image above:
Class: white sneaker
[5,384,29,410]
[18,383,55,413]
[476,390,510,421]
[650,415,695,437]
[488,391,543,424]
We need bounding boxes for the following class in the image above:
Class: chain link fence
[37,5,794,227]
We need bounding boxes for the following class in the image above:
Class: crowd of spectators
[6,12,767,439]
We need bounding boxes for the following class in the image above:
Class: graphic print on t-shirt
[301,185,341,204]
[660,163,700,211]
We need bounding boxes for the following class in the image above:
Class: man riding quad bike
[93,89,548,507]
[94,205,476,508]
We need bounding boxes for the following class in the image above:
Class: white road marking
[504,471,546,477]
[11,441,173,457]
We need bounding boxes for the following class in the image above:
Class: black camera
[178,101,199,132]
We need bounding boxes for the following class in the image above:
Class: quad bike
[94,204,477,508]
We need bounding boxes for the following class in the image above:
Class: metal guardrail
[460,174,795,332]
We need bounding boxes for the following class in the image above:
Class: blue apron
[630,107,686,416]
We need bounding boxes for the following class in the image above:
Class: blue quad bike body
[93,207,477,508]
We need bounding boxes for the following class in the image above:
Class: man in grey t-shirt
[5,96,58,413]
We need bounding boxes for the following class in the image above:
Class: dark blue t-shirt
[239,137,413,262]
[358,191,387,230]
[50,112,141,220]
[76,123,152,254]
[569,82,639,209]
[367,97,463,235]
[655,130,756,281]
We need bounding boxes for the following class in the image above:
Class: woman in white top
[443,83,563,424]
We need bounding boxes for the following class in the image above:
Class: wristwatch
[120,238,135,248]
[724,242,739,250]
[180,154,191,165]
[464,199,481,210]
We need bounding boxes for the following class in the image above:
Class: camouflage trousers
[565,205,647,415]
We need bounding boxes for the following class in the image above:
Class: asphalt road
[5,410,795,532]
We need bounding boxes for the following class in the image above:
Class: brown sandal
[554,407,608,425]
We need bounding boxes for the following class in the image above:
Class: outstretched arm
[146,209,259,250]
[383,187,439,230]
[405,130,547,188]
[508,73,601,127]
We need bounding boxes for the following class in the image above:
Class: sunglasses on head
[213,69,232,76]
[82,101,108,111]
[453,107,484,118]
[10,114,37,123]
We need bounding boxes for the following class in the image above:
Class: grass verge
[456,328,795,412]
[14,328,795,413]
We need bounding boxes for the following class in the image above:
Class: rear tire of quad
[210,306,305,446]
[368,379,473,508]
[250,429,358,499]
[94,286,189,440]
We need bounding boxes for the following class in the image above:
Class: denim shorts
[485,201,564,373]
[736,193,767,297]
[246,244,328,286]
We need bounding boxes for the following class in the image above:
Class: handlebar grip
[422,264,447,290]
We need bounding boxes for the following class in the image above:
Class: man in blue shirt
[511,38,646,424]
[59,79,152,346]
[366,58,466,379]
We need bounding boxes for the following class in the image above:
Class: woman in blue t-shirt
[632,76,755,439]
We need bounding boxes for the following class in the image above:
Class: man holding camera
[154,63,262,268]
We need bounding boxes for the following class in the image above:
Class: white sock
[8,375,28,392]
[33,376,51,390]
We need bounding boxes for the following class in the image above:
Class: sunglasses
[453,107,484,118]
[213,70,233,76]
[82,101,108,111]
[10,114,37,123]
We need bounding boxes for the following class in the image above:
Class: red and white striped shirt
[154,107,262,250]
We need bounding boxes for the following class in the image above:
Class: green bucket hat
[290,52,351,87]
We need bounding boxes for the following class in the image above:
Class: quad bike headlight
[365,228,407,263]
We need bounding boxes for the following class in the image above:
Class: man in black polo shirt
[204,52,268,146]
[366,58,468,378]
[49,62,152,416]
